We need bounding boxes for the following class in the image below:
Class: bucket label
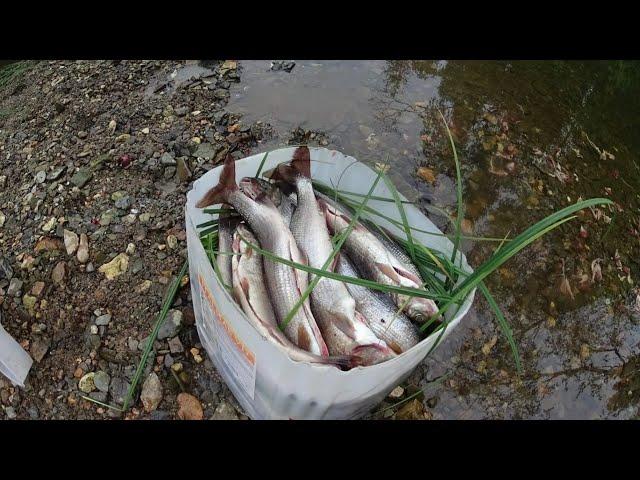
[198,274,256,400]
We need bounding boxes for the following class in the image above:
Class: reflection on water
[229,60,640,419]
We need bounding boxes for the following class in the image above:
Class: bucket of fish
[185,146,475,419]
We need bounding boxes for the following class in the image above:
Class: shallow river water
[228,60,640,419]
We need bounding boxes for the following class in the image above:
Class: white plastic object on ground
[0,314,33,387]
[185,147,475,419]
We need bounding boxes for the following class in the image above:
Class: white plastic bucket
[185,147,475,420]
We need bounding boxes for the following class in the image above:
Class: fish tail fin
[196,154,237,207]
[268,163,298,184]
[291,146,311,178]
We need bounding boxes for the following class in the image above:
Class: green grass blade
[254,151,269,179]
[81,395,123,412]
[437,108,464,270]
[197,219,220,229]
[122,260,189,412]
[382,172,417,265]
[478,282,522,373]
[202,208,236,215]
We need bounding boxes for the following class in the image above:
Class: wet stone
[7,278,23,297]
[79,372,96,393]
[109,377,131,406]
[93,371,111,393]
[160,152,176,165]
[70,168,93,188]
[193,143,217,161]
[212,401,239,420]
[0,257,13,280]
[158,309,182,340]
[95,314,111,326]
[88,391,107,403]
[47,166,66,181]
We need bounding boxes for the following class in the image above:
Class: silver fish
[231,223,348,368]
[336,254,420,354]
[318,196,439,323]
[314,190,424,283]
[196,155,329,356]
[215,204,239,287]
[273,147,396,366]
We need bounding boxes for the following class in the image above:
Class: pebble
[7,278,23,297]
[190,347,203,364]
[64,229,79,255]
[30,337,50,362]
[31,281,45,297]
[139,212,152,223]
[193,143,217,161]
[42,217,57,232]
[93,371,111,393]
[127,337,139,351]
[95,314,111,326]
[0,211,5,228]
[168,336,184,354]
[77,234,89,263]
[70,168,93,188]
[388,386,405,399]
[140,372,163,412]
[158,309,182,339]
[4,406,17,419]
[125,243,136,255]
[177,393,204,420]
[47,166,66,181]
[23,294,37,315]
[114,195,132,210]
[109,377,130,405]
[89,391,107,403]
[176,158,192,182]
[51,261,67,285]
[98,253,129,280]
[166,235,178,250]
[212,401,239,420]
[0,257,13,280]
[174,106,189,116]
[160,152,176,166]
[35,170,47,184]
[79,372,96,393]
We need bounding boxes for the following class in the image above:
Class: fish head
[350,342,397,367]
[239,177,278,208]
[234,223,257,256]
[405,298,440,324]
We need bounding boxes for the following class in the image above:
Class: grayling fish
[314,190,425,283]
[231,223,348,367]
[196,155,329,357]
[216,204,239,287]
[272,147,396,366]
[336,254,420,354]
[318,196,439,323]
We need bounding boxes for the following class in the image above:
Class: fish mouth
[239,177,266,200]
[350,343,397,367]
